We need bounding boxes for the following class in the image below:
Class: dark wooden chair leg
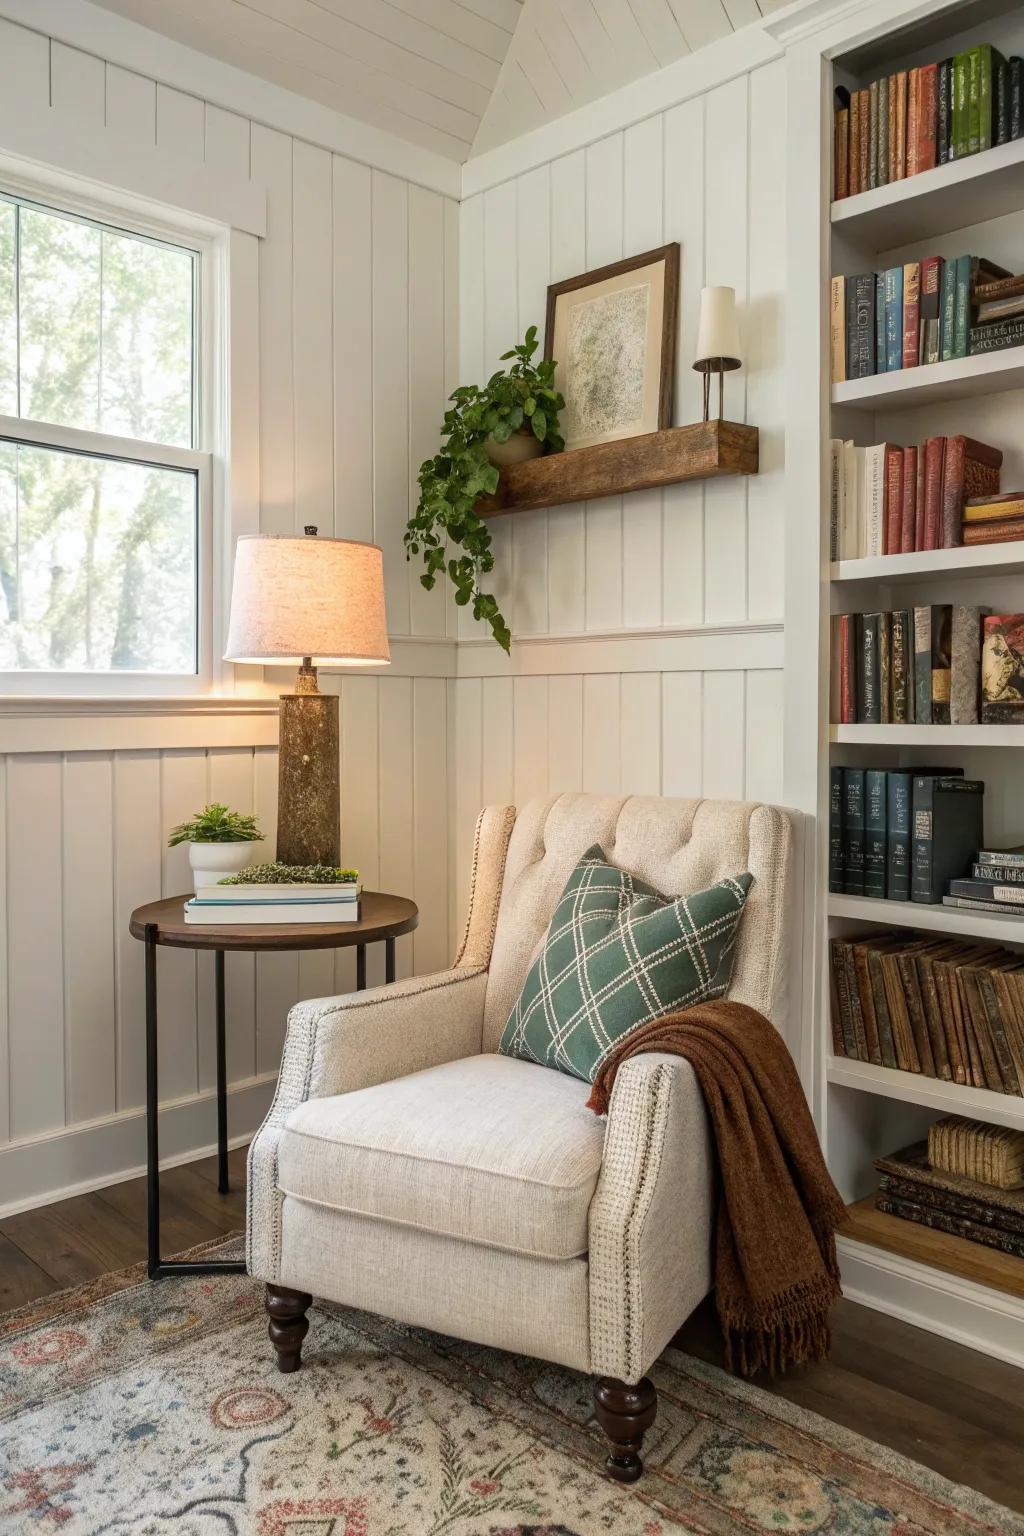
[593,1376,658,1483]
[265,1284,312,1373]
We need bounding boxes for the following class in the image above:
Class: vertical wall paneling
[582,675,621,794]
[50,43,104,123]
[6,756,65,1140]
[450,678,483,945]
[203,750,257,1087]
[620,674,662,795]
[112,752,163,1113]
[378,678,416,980]
[251,125,295,538]
[661,672,703,796]
[332,157,374,543]
[204,104,249,177]
[481,178,519,636]
[155,85,205,161]
[372,173,411,635]
[547,674,583,794]
[583,133,625,631]
[512,164,550,636]
[62,753,116,1124]
[105,66,156,141]
[0,17,49,114]
[513,675,548,804]
[702,671,746,800]
[481,676,515,808]
[292,140,334,535]
[546,151,587,634]
[744,667,784,804]
[745,59,786,624]
[338,676,384,989]
[702,75,750,624]
[408,185,448,635]
[158,752,205,1101]
[412,677,449,975]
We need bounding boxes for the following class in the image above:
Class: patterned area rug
[1,1236,1020,1536]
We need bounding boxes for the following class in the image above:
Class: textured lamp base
[276,693,340,867]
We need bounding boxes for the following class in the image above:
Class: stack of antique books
[875,1118,1024,1258]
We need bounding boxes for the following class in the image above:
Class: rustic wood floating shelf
[476,419,759,518]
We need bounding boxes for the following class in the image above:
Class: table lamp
[224,528,389,867]
[693,286,742,422]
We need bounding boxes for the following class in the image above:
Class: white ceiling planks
[92,0,525,161]
[471,0,785,156]
[90,0,788,164]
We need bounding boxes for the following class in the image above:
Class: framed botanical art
[544,243,679,453]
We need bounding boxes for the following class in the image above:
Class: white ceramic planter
[485,429,543,469]
[188,840,260,894]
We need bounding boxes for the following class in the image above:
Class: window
[0,190,210,687]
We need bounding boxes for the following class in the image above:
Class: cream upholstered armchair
[247,793,795,1481]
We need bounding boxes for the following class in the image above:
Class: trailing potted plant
[404,325,564,652]
[168,803,265,893]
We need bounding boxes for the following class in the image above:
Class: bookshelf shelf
[828,892,1024,943]
[830,137,1024,251]
[830,723,1024,745]
[839,1198,1024,1301]
[831,543,1024,583]
[832,346,1024,410]
[827,1056,1024,1132]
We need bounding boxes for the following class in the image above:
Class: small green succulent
[219,862,359,885]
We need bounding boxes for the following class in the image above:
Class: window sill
[0,694,280,754]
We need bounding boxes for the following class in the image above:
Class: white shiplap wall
[0,16,455,1211]
[452,59,787,931]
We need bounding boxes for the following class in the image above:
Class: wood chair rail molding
[475,420,758,519]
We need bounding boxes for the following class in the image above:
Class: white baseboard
[837,1234,1024,1371]
[0,1072,276,1218]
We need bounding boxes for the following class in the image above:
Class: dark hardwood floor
[2,1152,1022,1515]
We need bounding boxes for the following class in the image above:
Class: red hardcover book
[914,444,926,550]
[901,445,918,552]
[922,435,946,550]
[917,62,938,171]
[887,75,898,183]
[840,613,856,722]
[849,92,861,195]
[884,444,904,555]
[902,261,920,368]
[906,68,920,175]
[963,517,1024,545]
[894,71,908,178]
[858,89,870,193]
[941,438,1002,547]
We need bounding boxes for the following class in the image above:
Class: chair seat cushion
[499,844,753,1083]
[277,1053,606,1261]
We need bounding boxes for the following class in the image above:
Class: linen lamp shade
[224,533,390,667]
[693,286,741,370]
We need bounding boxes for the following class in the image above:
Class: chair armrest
[247,965,487,1280]
[587,1052,713,1383]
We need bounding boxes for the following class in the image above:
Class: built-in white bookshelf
[786,0,1024,1368]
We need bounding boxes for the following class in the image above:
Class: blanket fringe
[723,1310,834,1378]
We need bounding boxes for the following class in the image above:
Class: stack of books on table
[875,1129,1024,1258]
[946,844,1024,917]
[184,878,361,925]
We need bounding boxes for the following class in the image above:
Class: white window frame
[0,170,223,699]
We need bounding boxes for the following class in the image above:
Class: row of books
[875,1135,1024,1259]
[830,608,1024,726]
[828,435,1001,558]
[828,767,982,903]
[833,46,1023,203]
[829,932,1024,1093]
[831,257,1015,382]
[184,877,361,925]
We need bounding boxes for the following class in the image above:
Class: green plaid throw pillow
[499,845,753,1084]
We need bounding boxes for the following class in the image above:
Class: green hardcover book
[978,45,1003,150]
[865,769,888,899]
[939,258,956,360]
[967,47,982,153]
[952,52,970,158]
[953,253,972,358]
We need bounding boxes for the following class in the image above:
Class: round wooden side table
[129,891,419,1280]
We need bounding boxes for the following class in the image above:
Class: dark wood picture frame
[543,243,680,438]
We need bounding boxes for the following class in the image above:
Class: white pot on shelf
[188,840,260,894]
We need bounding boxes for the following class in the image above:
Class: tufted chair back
[479,794,796,1053]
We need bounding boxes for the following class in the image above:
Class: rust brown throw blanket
[586,998,847,1378]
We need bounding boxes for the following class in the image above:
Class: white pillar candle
[694,286,741,366]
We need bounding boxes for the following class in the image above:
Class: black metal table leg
[145,926,244,1279]
[385,937,396,984]
[356,943,366,990]
[145,923,160,1280]
[215,949,229,1194]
